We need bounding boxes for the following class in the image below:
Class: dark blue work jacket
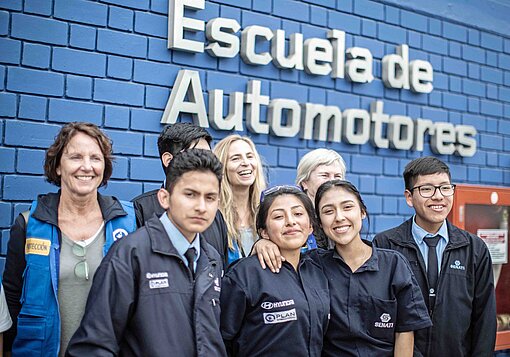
[318,243,431,357]
[220,251,329,357]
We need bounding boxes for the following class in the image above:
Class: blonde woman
[214,135,266,264]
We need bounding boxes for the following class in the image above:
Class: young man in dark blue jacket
[373,156,496,357]
[66,149,226,356]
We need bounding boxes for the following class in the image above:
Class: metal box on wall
[448,184,510,351]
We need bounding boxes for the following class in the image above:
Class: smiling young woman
[220,186,329,357]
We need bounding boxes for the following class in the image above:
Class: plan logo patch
[374,313,394,328]
[25,238,50,256]
[450,260,466,270]
[263,308,297,324]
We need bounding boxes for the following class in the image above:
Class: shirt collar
[411,215,449,244]
[331,240,379,272]
[159,212,200,260]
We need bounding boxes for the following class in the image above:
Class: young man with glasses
[66,150,226,356]
[373,156,496,357]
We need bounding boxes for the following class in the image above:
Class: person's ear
[157,188,171,210]
[161,152,173,168]
[260,229,270,240]
[404,189,414,208]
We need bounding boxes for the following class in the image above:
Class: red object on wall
[448,184,510,351]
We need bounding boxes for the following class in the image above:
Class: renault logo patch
[25,238,50,256]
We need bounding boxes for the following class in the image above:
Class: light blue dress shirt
[411,216,449,273]
[159,212,201,272]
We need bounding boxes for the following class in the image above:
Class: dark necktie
[184,247,197,280]
[424,235,441,311]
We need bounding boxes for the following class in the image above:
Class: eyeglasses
[72,243,89,280]
[409,184,456,198]
[260,185,302,203]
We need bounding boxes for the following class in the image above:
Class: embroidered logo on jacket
[25,238,50,256]
[263,308,297,324]
[261,299,295,310]
[450,260,466,270]
[146,271,169,289]
[112,228,128,241]
[374,313,394,328]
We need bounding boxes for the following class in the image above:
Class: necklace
[237,208,251,228]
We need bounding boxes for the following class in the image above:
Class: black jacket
[373,219,496,357]
[66,215,226,357]
[132,189,229,267]
[2,192,133,352]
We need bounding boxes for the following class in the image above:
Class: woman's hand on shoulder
[251,239,284,273]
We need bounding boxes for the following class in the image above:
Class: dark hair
[45,122,113,187]
[403,156,451,190]
[314,179,370,235]
[157,123,212,174]
[256,186,316,235]
[164,149,222,193]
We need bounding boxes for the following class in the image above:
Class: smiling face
[158,170,220,242]
[225,140,258,189]
[56,132,105,199]
[405,172,453,233]
[318,186,366,247]
[301,161,345,203]
[260,194,313,253]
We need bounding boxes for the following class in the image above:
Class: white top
[0,284,13,333]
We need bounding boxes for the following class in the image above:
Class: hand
[251,239,284,273]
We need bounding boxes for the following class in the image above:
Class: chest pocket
[363,296,397,343]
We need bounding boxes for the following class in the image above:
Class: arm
[250,239,284,273]
[470,241,497,355]
[65,245,137,356]
[2,215,27,352]
[394,331,413,357]
[220,274,248,356]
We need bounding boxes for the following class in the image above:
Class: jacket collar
[32,191,128,226]
[145,215,218,267]
[388,218,470,249]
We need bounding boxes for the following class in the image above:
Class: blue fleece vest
[12,199,136,357]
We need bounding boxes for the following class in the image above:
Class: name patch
[149,278,169,289]
[263,308,297,324]
[25,238,50,256]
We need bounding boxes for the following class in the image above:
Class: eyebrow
[320,200,354,208]
[271,204,304,213]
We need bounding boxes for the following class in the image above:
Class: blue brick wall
[1,0,509,269]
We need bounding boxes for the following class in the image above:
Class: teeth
[333,226,349,233]
[430,205,443,210]
[76,176,93,181]
[239,170,252,176]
